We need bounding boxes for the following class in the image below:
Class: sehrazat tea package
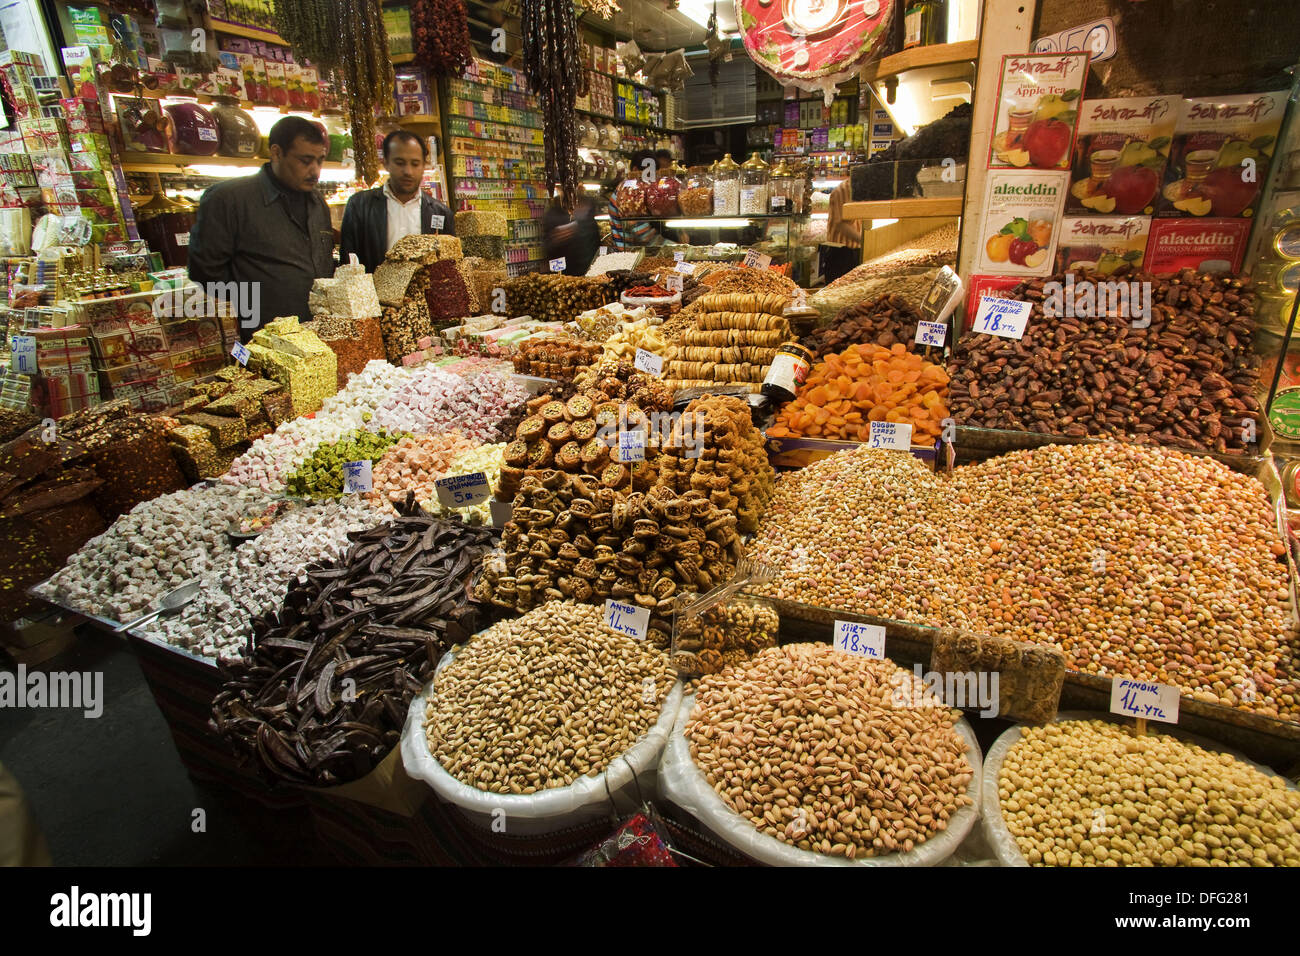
[988,52,1090,170]
[1055,216,1152,274]
[1066,95,1178,216]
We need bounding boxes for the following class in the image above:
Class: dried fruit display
[409,0,472,77]
[212,516,496,786]
[801,294,925,358]
[766,342,950,444]
[948,268,1261,453]
[521,0,587,209]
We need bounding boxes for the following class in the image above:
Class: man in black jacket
[188,116,336,339]
[339,130,454,272]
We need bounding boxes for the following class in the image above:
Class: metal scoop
[114,580,203,633]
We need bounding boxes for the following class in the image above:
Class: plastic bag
[658,691,983,866]
[671,590,778,678]
[980,711,1300,867]
[401,646,684,835]
[569,808,679,867]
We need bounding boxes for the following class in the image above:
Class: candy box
[264,61,289,108]
[1054,216,1151,273]
[1144,218,1250,275]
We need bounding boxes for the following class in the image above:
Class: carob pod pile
[211,514,496,786]
[948,268,1261,453]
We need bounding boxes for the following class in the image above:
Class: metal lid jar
[740,152,770,215]
[712,153,741,215]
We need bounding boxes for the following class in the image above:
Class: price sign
[430,214,445,231]
[230,340,250,366]
[664,274,684,293]
[972,296,1032,340]
[791,288,807,309]
[604,598,650,640]
[175,232,190,246]
[598,246,608,257]
[489,499,514,528]
[617,428,646,463]
[634,348,663,377]
[868,420,912,450]
[1110,677,1179,725]
[771,195,787,212]
[549,257,566,272]
[435,471,491,508]
[743,249,772,270]
[919,266,963,324]
[674,251,685,262]
[9,335,36,374]
[342,460,373,494]
[833,620,886,659]
[914,320,947,347]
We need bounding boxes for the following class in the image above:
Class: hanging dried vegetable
[272,0,394,183]
[521,0,586,209]
[409,0,473,77]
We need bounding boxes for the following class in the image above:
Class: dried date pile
[212,516,495,786]
[948,268,1261,453]
[801,294,925,358]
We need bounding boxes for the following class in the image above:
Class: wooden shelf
[396,114,440,124]
[119,152,347,174]
[393,53,416,64]
[209,20,289,45]
[860,39,980,83]
[840,197,964,220]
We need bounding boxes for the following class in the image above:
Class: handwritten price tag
[598,246,608,257]
[604,599,650,640]
[743,249,772,270]
[791,288,808,309]
[1110,677,1179,725]
[430,214,445,231]
[634,348,663,377]
[674,261,695,275]
[549,257,566,272]
[617,429,646,463]
[674,251,685,262]
[833,620,886,659]
[665,274,684,293]
[230,340,250,366]
[342,460,373,494]
[972,296,1032,340]
[915,320,947,347]
[9,335,36,374]
[435,471,491,508]
[868,420,912,450]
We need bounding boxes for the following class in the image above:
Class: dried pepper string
[409,0,472,77]
[521,0,586,209]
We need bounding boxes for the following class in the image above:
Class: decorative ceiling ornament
[736,0,894,103]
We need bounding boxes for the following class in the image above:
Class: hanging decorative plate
[736,0,895,97]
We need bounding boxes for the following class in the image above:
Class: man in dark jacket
[339,130,454,273]
[188,116,336,340]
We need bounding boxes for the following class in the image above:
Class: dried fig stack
[654,395,774,532]
[478,471,744,647]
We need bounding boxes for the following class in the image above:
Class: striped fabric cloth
[607,191,665,248]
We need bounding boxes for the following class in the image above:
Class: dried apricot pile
[767,342,949,443]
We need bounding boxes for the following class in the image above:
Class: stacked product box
[81,291,174,411]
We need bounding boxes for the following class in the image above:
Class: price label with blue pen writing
[914,320,947,348]
[833,620,885,659]
[435,472,491,508]
[972,296,1032,340]
[230,340,250,366]
[342,460,372,493]
[868,420,912,451]
[1109,677,1179,725]
[604,599,650,640]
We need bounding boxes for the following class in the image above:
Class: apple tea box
[1156,91,1287,218]
[1055,216,1151,273]
[988,52,1090,170]
[1066,95,1178,215]
[1145,218,1250,274]
[976,169,1069,277]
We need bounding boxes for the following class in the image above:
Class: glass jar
[740,152,770,215]
[647,170,681,216]
[679,165,713,216]
[769,159,796,215]
[712,153,741,215]
[788,159,808,214]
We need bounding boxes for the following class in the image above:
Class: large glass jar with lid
[769,159,798,214]
[679,165,714,216]
[739,152,770,215]
[712,153,741,215]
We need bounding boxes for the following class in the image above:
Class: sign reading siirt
[833,620,886,659]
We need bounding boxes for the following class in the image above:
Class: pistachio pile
[998,720,1300,866]
[425,602,674,794]
[687,643,974,859]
